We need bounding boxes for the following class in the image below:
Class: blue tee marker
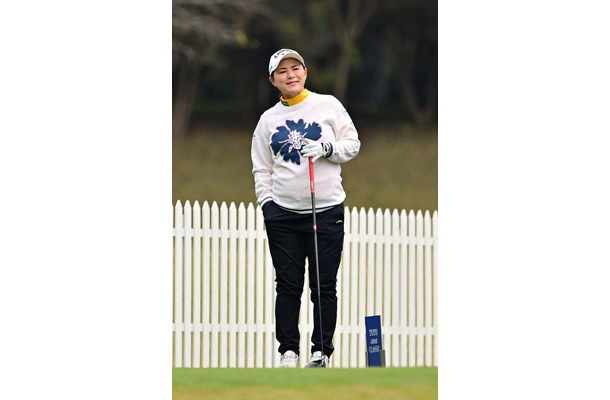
[365,315,386,367]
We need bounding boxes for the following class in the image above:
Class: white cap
[268,49,306,76]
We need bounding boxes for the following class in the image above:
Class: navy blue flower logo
[270,119,322,165]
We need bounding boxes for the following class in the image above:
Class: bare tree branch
[172,0,273,63]
[172,0,275,137]
[326,0,377,102]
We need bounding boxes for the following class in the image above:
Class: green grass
[173,122,437,212]
[172,367,437,400]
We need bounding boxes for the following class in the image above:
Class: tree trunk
[386,27,437,129]
[330,0,375,104]
[333,41,352,103]
[399,71,437,129]
[172,59,202,139]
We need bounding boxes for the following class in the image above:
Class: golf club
[308,156,327,367]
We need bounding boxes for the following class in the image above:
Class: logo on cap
[273,49,290,59]
[269,49,305,76]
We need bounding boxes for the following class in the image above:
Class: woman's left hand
[301,139,330,162]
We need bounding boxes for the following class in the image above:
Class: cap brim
[269,54,306,76]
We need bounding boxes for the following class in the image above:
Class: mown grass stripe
[173,366,437,388]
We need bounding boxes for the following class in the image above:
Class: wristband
[322,142,332,157]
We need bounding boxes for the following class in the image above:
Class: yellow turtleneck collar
[280,89,309,106]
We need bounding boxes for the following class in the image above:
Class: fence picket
[399,209,408,367]
[366,209,375,317]
[299,262,308,368]
[357,208,367,367]
[173,201,438,369]
[228,203,237,367]
[349,207,359,365]
[210,202,219,367]
[335,217,343,368]
[416,210,425,366]
[408,210,416,366]
[391,209,400,366]
[255,206,264,367]
[383,209,392,365]
[374,208,384,317]
[183,201,193,368]
[265,237,274,367]
[202,201,210,368]
[340,207,352,367]
[263,207,274,368]
[174,201,183,367]
[433,211,438,367]
[237,203,246,368]
[246,203,256,367]
[219,203,229,367]
[424,210,433,366]
[192,201,202,368]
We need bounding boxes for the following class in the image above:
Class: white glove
[301,138,331,162]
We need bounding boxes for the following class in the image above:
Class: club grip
[308,157,315,193]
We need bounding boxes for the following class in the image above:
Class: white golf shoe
[279,350,299,368]
[305,351,329,368]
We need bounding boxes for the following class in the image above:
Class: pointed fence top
[174,200,437,219]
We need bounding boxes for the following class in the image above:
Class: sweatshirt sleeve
[251,115,274,207]
[326,96,361,163]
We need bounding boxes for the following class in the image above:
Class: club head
[305,357,328,368]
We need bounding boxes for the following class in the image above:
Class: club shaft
[309,158,325,361]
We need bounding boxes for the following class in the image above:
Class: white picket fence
[173,200,438,368]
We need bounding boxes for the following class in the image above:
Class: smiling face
[269,57,308,99]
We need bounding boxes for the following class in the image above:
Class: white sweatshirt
[251,90,360,213]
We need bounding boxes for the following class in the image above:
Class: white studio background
[439,0,610,399]
[0,2,171,400]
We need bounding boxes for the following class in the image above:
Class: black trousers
[263,201,345,357]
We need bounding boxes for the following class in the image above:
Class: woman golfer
[251,49,360,368]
